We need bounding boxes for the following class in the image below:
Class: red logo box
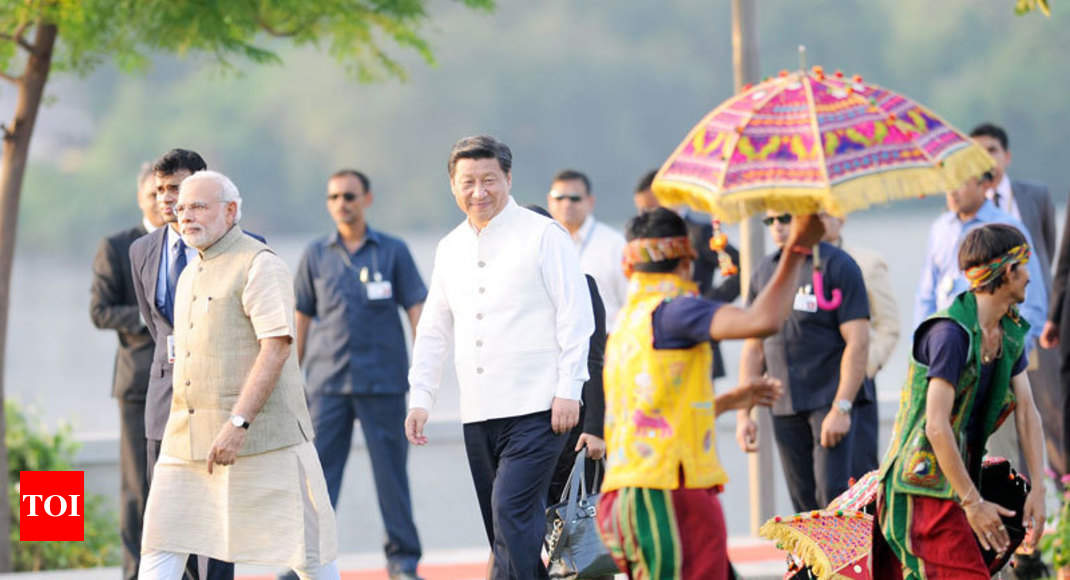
[19,471,84,541]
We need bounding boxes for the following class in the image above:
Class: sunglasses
[762,214,792,226]
[550,192,584,203]
[327,192,359,202]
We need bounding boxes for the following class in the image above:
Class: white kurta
[141,441,336,570]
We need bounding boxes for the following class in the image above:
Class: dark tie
[165,238,187,323]
[992,192,1001,208]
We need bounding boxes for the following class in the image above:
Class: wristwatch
[834,399,853,414]
[230,415,250,429]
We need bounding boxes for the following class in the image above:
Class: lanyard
[333,240,381,283]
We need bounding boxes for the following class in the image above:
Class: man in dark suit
[129,149,234,580]
[634,169,741,379]
[90,164,161,580]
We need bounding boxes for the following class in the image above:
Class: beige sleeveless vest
[162,225,312,460]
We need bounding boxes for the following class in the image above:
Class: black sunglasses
[327,192,359,202]
[550,193,584,203]
[762,214,792,226]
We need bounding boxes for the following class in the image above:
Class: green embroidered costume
[877,291,1028,577]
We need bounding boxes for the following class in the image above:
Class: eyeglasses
[761,214,792,226]
[174,201,224,215]
[327,192,360,202]
[550,191,584,203]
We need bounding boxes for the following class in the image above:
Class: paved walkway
[0,537,788,580]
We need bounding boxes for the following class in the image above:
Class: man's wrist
[833,398,853,414]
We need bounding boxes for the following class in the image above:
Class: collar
[165,224,183,250]
[950,199,1000,225]
[328,225,380,249]
[573,214,596,242]
[143,218,159,234]
[199,224,244,261]
[465,196,518,235]
[995,173,1012,200]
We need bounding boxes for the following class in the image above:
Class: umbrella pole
[732,0,776,538]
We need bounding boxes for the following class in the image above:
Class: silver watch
[835,399,853,414]
[230,415,250,429]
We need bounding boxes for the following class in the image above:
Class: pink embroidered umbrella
[652,66,994,309]
[759,509,873,580]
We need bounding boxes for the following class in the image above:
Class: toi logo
[19,471,84,541]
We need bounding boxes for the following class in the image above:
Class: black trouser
[771,404,860,512]
[464,410,565,580]
[308,393,421,574]
[852,394,879,477]
[146,439,235,580]
[119,399,149,580]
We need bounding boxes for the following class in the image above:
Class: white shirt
[987,173,1020,220]
[408,197,594,423]
[143,218,159,234]
[572,215,628,330]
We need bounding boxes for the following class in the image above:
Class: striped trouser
[596,486,732,580]
[874,483,989,580]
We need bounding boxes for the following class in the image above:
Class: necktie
[165,238,187,323]
[993,192,1001,208]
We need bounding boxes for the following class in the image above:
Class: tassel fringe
[652,144,994,223]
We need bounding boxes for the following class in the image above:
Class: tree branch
[0,22,38,55]
[256,15,302,38]
[0,70,21,84]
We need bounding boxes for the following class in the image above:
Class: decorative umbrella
[653,63,994,308]
[759,509,873,580]
[760,460,1028,579]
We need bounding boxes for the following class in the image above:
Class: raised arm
[708,214,825,341]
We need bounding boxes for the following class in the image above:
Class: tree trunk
[0,22,56,571]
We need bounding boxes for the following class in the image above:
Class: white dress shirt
[987,173,1020,220]
[572,215,628,330]
[408,197,594,423]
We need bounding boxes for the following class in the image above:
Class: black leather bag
[544,451,619,579]
[976,457,1030,574]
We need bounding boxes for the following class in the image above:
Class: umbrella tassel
[709,218,738,276]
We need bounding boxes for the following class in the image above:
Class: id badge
[366,280,393,301]
[166,335,176,364]
[793,292,818,313]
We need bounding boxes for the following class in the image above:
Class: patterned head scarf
[964,243,1030,289]
[622,236,697,277]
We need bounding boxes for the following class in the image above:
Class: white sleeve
[407,244,454,412]
[540,223,594,400]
